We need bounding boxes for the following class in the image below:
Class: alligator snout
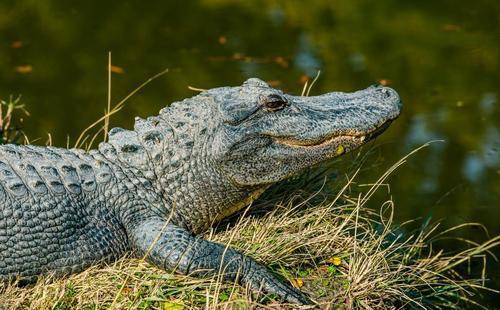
[375,86,394,99]
[372,86,403,115]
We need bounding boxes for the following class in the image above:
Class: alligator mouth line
[274,134,364,148]
[271,120,392,148]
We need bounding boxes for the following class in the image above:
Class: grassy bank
[1,75,498,308]
[0,145,498,309]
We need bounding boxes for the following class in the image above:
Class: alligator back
[0,144,129,282]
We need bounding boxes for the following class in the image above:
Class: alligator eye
[261,94,288,111]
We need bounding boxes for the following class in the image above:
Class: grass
[0,71,498,309]
[0,95,29,145]
[0,144,498,309]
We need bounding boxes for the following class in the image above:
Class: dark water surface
[1,0,499,296]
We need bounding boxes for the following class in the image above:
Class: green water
[0,0,499,299]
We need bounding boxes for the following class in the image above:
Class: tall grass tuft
[0,95,29,144]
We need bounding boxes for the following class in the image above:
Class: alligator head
[208,78,402,186]
[106,77,401,230]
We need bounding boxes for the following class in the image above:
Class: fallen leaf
[218,36,227,44]
[11,41,23,48]
[232,53,244,60]
[378,79,392,86]
[110,65,124,74]
[164,301,184,310]
[121,287,132,295]
[267,80,281,87]
[274,56,289,68]
[15,65,33,74]
[299,75,309,84]
[291,278,304,288]
[327,256,342,266]
[442,24,461,32]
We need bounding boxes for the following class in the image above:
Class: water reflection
[295,34,321,75]
[405,114,440,146]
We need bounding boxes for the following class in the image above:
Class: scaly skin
[0,78,401,304]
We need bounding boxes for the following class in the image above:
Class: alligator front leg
[129,218,312,305]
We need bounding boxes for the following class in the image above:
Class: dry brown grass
[0,145,498,309]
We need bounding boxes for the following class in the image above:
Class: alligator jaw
[272,134,364,148]
[271,119,392,148]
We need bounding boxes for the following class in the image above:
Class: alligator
[0,78,401,305]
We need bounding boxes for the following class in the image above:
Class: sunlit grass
[0,70,498,308]
[0,145,498,309]
[0,95,29,145]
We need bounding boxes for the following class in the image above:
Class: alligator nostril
[376,87,392,99]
